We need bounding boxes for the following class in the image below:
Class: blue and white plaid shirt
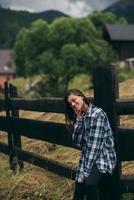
[72,104,117,183]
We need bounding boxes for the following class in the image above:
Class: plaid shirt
[72,104,117,183]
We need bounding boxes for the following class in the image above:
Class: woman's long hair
[63,89,89,133]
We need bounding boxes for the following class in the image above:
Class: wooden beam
[118,127,134,161]
[0,142,9,155]
[0,99,6,111]
[116,99,134,115]
[15,147,76,180]
[120,175,134,193]
[11,117,73,147]
[10,97,94,113]
[10,98,65,113]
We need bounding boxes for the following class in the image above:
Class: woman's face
[67,94,84,112]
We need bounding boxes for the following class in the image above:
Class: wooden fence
[0,65,134,199]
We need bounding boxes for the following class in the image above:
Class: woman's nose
[71,102,75,107]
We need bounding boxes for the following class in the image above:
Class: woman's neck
[82,103,89,114]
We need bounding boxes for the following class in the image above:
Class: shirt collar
[85,103,94,117]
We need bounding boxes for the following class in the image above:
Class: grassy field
[0,74,134,199]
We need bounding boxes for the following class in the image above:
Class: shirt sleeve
[72,117,84,148]
[84,113,106,177]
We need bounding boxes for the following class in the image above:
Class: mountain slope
[0,7,68,48]
[103,0,134,23]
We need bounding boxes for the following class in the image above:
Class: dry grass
[119,79,134,99]
[0,109,78,199]
[0,155,75,200]
[0,78,134,199]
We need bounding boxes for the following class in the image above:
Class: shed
[103,24,134,60]
[0,49,16,92]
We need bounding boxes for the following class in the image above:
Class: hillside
[0,78,134,199]
[103,0,134,23]
[0,7,68,48]
[1,0,134,49]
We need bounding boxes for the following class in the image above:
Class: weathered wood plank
[0,116,75,150]
[3,97,134,115]
[4,81,15,171]
[9,83,24,171]
[11,117,73,147]
[12,147,134,194]
[10,98,65,113]
[15,147,76,180]
[0,142,9,155]
[1,117,134,161]
[94,65,120,200]
[116,99,134,115]
[120,175,134,193]
[0,116,11,131]
[118,127,134,161]
[1,142,134,194]
[10,97,94,113]
[0,99,6,111]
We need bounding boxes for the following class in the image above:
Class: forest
[0,6,67,48]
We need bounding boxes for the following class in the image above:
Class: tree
[14,19,49,76]
[14,13,125,96]
[89,11,127,36]
[48,17,78,51]
[60,43,79,88]
[48,17,98,49]
[23,19,49,60]
[36,50,65,96]
[13,28,28,76]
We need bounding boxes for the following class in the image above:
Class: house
[0,49,16,92]
[103,24,134,63]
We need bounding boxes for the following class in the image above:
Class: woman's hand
[74,109,84,118]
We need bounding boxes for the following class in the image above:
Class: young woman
[63,89,117,200]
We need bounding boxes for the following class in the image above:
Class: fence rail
[0,99,6,110]
[0,65,134,200]
[116,99,134,115]
[1,98,134,114]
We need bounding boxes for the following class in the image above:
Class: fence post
[9,83,24,172]
[4,81,15,171]
[93,65,121,200]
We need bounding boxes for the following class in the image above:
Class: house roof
[0,49,16,74]
[104,24,134,41]
[0,65,16,74]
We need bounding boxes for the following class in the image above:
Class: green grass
[123,193,134,200]
[9,68,134,99]
[68,73,92,92]
[0,156,47,200]
[116,67,134,83]
[10,73,92,98]
[10,75,42,98]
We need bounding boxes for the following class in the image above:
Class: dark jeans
[73,164,106,200]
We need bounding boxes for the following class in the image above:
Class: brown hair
[63,89,89,133]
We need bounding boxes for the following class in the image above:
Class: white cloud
[9,5,34,13]
[0,0,118,17]
[66,1,88,17]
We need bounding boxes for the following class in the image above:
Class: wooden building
[103,24,134,60]
[0,49,16,92]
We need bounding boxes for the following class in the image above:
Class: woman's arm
[72,116,84,147]
[84,112,107,177]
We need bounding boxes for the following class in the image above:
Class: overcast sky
[0,0,118,17]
